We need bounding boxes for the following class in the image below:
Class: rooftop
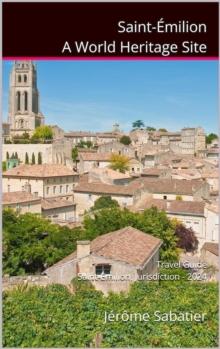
[3,191,41,205]
[3,164,77,178]
[74,182,136,196]
[41,197,75,210]
[131,177,205,195]
[201,242,219,256]
[79,152,111,161]
[132,198,205,215]
[46,226,162,269]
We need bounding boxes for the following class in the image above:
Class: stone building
[45,226,162,294]
[3,191,41,214]
[8,61,44,136]
[131,199,218,249]
[2,139,73,167]
[74,182,138,220]
[3,164,79,222]
[78,152,111,174]
[180,127,206,155]
[97,140,135,158]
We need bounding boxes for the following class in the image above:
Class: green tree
[32,125,53,142]
[146,126,156,131]
[25,152,29,164]
[109,153,129,173]
[31,153,35,165]
[91,196,119,211]
[84,206,179,261]
[2,161,7,172]
[72,147,79,162]
[132,120,145,129]
[158,128,167,132]
[3,209,84,276]
[3,272,218,348]
[38,152,42,164]
[120,135,131,145]
[206,133,218,145]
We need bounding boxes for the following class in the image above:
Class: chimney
[77,241,90,259]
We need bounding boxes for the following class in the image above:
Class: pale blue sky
[3,60,218,133]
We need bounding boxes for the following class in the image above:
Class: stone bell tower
[8,61,45,136]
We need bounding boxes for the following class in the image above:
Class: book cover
[1,1,219,348]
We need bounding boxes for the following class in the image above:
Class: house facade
[45,226,162,294]
[3,164,79,223]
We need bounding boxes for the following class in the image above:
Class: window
[66,185,69,193]
[95,264,111,275]
[8,185,10,192]
[163,195,167,200]
[46,187,50,195]
[18,75,21,83]
[17,91,21,111]
[24,91,28,111]
[53,186,56,194]
[24,75,27,83]
[60,185,63,194]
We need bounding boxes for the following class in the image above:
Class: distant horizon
[3,60,218,134]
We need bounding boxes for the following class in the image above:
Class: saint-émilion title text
[61,19,208,56]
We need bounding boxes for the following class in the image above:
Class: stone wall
[2,140,73,166]
[3,275,52,291]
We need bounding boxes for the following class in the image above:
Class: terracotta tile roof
[79,152,111,161]
[3,164,77,178]
[202,242,219,256]
[132,198,205,215]
[201,169,219,179]
[90,226,162,266]
[74,182,135,196]
[142,168,165,176]
[130,178,205,195]
[65,131,96,137]
[90,168,131,180]
[41,197,75,210]
[3,191,41,205]
[46,226,162,270]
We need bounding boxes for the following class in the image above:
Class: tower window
[24,91,28,111]
[17,91,21,111]
[24,75,27,83]
[18,75,21,83]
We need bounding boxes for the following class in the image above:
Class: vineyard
[3,280,218,347]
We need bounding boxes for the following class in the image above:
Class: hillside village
[2,61,219,292]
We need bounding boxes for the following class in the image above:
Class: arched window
[24,75,27,83]
[20,119,24,128]
[18,75,21,83]
[17,91,21,111]
[24,91,28,111]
